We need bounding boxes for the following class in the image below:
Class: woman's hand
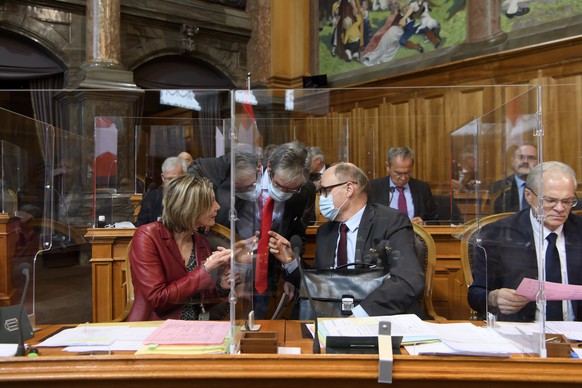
[267,231,295,265]
[204,247,231,271]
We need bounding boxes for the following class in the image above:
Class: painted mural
[319,0,582,77]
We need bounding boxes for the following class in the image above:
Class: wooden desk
[1,321,580,387]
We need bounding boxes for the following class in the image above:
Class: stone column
[78,0,138,89]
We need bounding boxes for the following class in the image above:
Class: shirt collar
[343,204,366,232]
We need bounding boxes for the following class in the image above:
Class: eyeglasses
[270,174,303,194]
[317,181,355,198]
[391,171,412,178]
[514,154,537,162]
[527,188,578,208]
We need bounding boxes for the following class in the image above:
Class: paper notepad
[143,319,231,345]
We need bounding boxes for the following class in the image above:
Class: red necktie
[396,186,408,215]
[337,223,348,267]
[255,197,274,294]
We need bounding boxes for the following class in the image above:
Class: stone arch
[132,55,235,89]
[0,29,67,80]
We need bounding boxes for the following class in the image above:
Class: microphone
[290,235,303,260]
[16,263,31,356]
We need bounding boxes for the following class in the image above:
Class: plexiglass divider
[0,107,57,328]
[3,85,580,356]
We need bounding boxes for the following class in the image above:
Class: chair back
[412,223,445,321]
[459,212,513,319]
[205,223,232,250]
[112,239,135,322]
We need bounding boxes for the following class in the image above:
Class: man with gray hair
[136,156,187,226]
[369,146,437,225]
[252,141,316,318]
[309,146,327,182]
[469,161,582,322]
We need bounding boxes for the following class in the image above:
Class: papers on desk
[37,325,158,352]
[36,321,232,355]
[317,314,439,348]
[316,315,530,357]
[405,323,521,357]
[0,344,18,357]
[136,320,231,355]
[515,278,582,301]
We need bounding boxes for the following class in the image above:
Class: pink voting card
[515,278,582,301]
[143,320,230,345]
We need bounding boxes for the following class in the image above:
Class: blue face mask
[268,182,293,202]
[318,194,339,221]
[236,184,260,202]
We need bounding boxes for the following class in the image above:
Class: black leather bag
[298,264,389,320]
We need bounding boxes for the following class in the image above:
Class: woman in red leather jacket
[127,174,232,321]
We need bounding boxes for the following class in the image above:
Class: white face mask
[236,184,260,202]
[318,190,349,222]
[268,182,294,202]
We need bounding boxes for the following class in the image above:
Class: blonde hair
[161,174,214,233]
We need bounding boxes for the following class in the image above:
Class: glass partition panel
[34,125,93,324]
[0,107,55,329]
[460,86,544,356]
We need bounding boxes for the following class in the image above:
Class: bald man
[270,162,425,317]
[177,151,193,166]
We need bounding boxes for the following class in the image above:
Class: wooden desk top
[1,321,580,387]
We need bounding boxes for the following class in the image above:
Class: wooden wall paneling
[416,91,448,185]
[350,105,375,173]
[541,77,582,172]
[359,106,379,177]
[378,96,416,178]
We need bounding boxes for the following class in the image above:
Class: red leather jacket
[127,222,221,321]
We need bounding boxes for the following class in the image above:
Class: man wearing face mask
[188,151,262,239]
[249,141,316,318]
[270,162,425,317]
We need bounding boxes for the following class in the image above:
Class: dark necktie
[520,182,529,210]
[396,186,408,215]
[255,197,274,294]
[337,223,348,268]
[545,232,563,320]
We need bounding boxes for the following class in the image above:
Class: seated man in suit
[270,162,425,317]
[489,143,538,213]
[469,161,582,321]
[136,156,188,226]
[368,146,437,225]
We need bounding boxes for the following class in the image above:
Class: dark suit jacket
[489,174,521,214]
[136,187,164,226]
[190,154,315,293]
[128,222,223,321]
[468,209,582,321]
[190,154,315,240]
[290,203,425,316]
[368,177,438,222]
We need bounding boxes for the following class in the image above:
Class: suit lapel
[316,222,339,268]
[355,205,373,262]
